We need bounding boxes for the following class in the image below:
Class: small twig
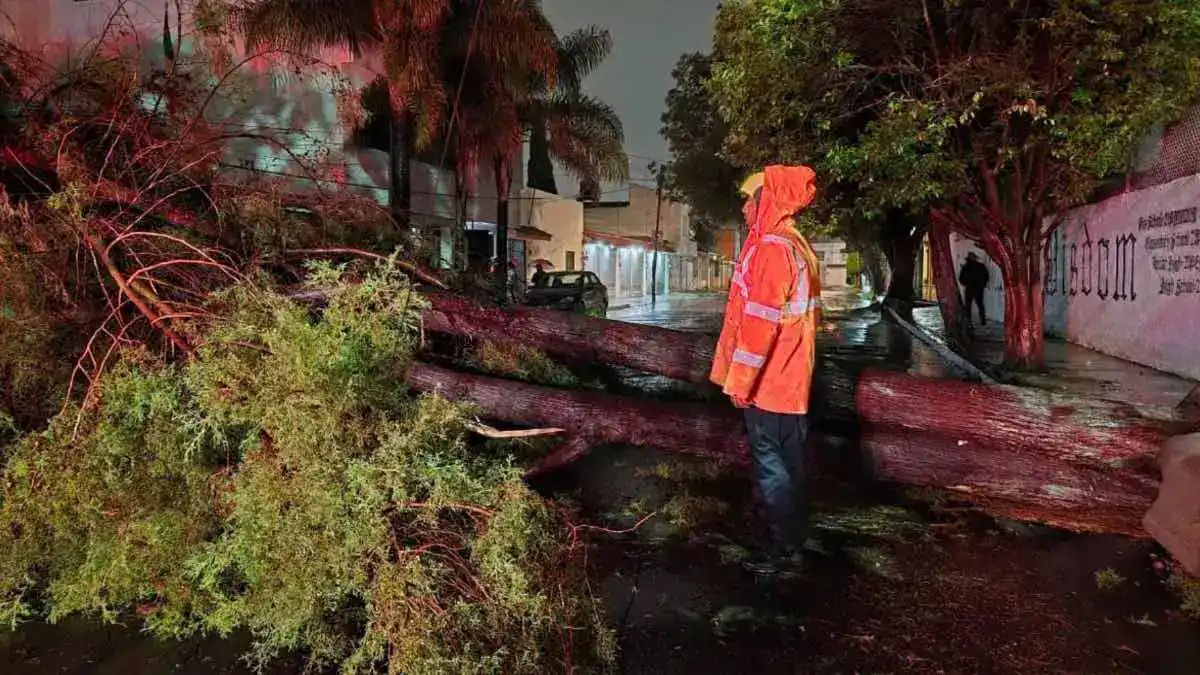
[396,501,495,519]
[571,511,658,539]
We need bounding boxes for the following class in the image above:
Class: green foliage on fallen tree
[0,265,614,674]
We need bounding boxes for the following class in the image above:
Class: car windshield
[541,273,586,288]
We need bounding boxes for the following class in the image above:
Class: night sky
[540,0,721,192]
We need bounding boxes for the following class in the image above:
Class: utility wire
[216,161,638,200]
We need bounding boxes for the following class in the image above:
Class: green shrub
[0,265,613,673]
[469,342,581,389]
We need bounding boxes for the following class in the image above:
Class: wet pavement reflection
[608,290,962,382]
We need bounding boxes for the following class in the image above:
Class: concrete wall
[584,184,691,250]
[951,173,1200,379]
[810,239,849,289]
[1044,174,1200,378]
[513,188,584,276]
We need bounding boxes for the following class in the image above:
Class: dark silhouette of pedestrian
[959,252,990,325]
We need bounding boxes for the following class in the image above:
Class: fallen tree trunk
[407,361,747,473]
[854,369,1190,469]
[864,431,1155,536]
[408,361,1185,536]
[423,293,717,385]
[421,295,1191,452]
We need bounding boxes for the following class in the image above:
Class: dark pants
[964,287,986,324]
[743,407,809,555]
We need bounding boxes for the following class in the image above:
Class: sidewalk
[909,306,1197,408]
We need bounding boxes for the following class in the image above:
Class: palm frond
[543,92,628,183]
[230,0,379,55]
[554,26,612,94]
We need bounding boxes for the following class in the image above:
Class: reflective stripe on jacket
[710,165,822,415]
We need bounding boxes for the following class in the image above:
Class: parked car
[524,271,609,316]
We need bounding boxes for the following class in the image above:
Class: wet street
[574,291,1199,675]
[4,292,1198,674]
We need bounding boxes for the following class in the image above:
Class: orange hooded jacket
[710,165,823,415]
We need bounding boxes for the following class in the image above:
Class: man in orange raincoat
[711,165,823,572]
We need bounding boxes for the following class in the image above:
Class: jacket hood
[750,165,818,237]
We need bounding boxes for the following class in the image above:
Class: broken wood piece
[464,421,565,439]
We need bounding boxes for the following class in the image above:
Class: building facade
[810,239,850,289]
[580,184,738,298]
[5,0,586,277]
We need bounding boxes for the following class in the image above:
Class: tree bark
[525,116,557,194]
[406,361,747,473]
[853,368,1189,468]
[494,158,511,295]
[422,293,718,385]
[406,361,1185,535]
[997,241,1045,370]
[879,215,924,304]
[862,431,1153,536]
[388,106,412,228]
[928,215,966,344]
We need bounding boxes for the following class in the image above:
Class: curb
[882,305,997,384]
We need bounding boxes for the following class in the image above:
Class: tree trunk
[388,106,412,228]
[928,215,966,344]
[862,431,1153,536]
[860,243,885,299]
[853,368,1188,466]
[998,242,1045,370]
[407,362,747,473]
[493,158,511,295]
[453,161,472,271]
[880,216,924,304]
[406,362,1184,535]
[525,117,557,194]
[422,293,717,385]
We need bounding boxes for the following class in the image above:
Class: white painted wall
[1044,174,1200,378]
[951,173,1200,379]
[513,187,584,277]
[811,239,850,289]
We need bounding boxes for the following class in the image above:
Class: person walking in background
[507,259,526,305]
[959,251,990,326]
[710,165,823,575]
[531,262,548,288]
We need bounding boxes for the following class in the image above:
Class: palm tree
[229,0,555,230]
[434,0,556,279]
[441,22,626,289]
[524,26,628,195]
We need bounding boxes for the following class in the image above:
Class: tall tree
[229,0,555,232]
[523,26,628,195]
[659,52,743,253]
[711,0,1200,368]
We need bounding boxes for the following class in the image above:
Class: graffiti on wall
[1142,207,1200,296]
[1046,225,1139,301]
[1042,207,1200,302]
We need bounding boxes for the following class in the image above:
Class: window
[814,250,826,261]
[565,251,576,270]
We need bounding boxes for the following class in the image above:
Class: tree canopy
[660,52,744,250]
[711,0,1200,365]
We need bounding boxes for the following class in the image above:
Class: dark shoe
[743,553,783,576]
[743,550,804,576]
